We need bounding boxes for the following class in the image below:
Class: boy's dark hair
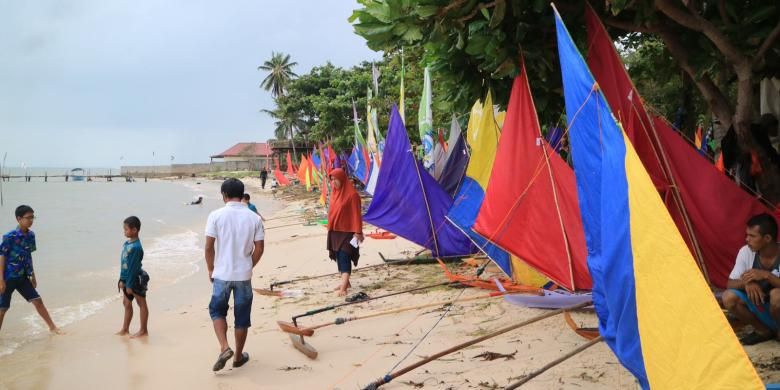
[124,216,142,231]
[15,205,34,218]
[747,213,778,240]
[243,193,250,201]
[221,178,244,199]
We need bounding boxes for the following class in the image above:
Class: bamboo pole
[361,301,592,390]
[504,336,603,389]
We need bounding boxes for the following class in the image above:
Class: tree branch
[457,1,498,24]
[655,0,748,68]
[755,19,780,65]
[437,0,469,18]
[657,28,734,127]
[717,0,733,27]
[603,17,661,34]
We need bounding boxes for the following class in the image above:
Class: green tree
[258,52,299,97]
[350,0,780,200]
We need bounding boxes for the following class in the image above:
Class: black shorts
[118,270,150,301]
[0,277,41,309]
[336,250,352,274]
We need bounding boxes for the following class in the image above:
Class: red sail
[473,65,591,291]
[585,6,774,287]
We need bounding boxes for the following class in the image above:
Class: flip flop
[345,291,369,303]
[739,332,774,346]
[212,347,234,371]
[232,352,250,368]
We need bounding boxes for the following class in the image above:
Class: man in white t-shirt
[205,178,264,371]
[722,213,780,345]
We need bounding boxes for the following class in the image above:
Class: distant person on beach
[205,178,264,371]
[326,168,363,297]
[722,213,780,345]
[116,216,150,338]
[0,205,60,334]
[242,193,265,221]
[259,168,268,189]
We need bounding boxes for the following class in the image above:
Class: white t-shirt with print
[205,201,265,281]
[729,245,780,280]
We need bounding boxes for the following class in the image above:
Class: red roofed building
[210,142,272,169]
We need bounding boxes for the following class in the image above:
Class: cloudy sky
[0,1,380,168]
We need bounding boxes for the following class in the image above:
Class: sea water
[0,177,270,357]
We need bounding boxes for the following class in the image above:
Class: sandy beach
[1,179,778,390]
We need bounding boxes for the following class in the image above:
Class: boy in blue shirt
[116,216,149,338]
[0,205,60,333]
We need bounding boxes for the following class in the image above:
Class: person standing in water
[326,169,364,296]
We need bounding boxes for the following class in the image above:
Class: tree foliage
[350,0,780,198]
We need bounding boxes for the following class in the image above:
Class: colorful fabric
[437,117,469,197]
[447,93,510,270]
[327,168,363,234]
[363,106,475,257]
[0,228,36,280]
[419,66,434,171]
[556,9,762,389]
[730,289,778,331]
[585,6,775,288]
[473,66,590,290]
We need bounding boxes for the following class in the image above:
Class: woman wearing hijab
[327,168,364,296]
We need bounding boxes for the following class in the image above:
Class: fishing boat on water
[70,168,85,181]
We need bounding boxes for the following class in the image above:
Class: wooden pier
[0,174,143,182]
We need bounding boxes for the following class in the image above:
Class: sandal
[212,347,234,371]
[346,291,369,303]
[739,332,774,346]
[232,352,250,368]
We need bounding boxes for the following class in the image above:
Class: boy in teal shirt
[116,216,149,338]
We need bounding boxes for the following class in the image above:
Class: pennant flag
[556,9,762,389]
[437,114,470,197]
[473,64,590,291]
[585,5,774,288]
[286,151,295,176]
[297,156,309,184]
[366,154,380,195]
[274,168,290,186]
[716,153,725,173]
[447,92,510,271]
[364,106,474,257]
[367,87,380,157]
[431,129,448,180]
[694,126,703,150]
[311,149,322,171]
[419,66,434,172]
[399,48,405,123]
[353,100,371,184]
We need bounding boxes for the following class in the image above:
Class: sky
[0,1,381,168]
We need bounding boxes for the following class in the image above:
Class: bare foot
[130,330,148,338]
[333,286,341,291]
[336,289,347,297]
[50,328,64,335]
[115,329,130,336]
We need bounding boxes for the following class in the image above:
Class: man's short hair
[15,205,33,218]
[747,213,778,240]
[124,216,141,231]
[243,193,250,201]
[221,178,244,199]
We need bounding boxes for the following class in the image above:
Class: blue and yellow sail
[554,8,761,389]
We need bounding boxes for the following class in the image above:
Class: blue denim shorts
[0,277,41,310]
[336,250,352,274]
[208,279,253,328]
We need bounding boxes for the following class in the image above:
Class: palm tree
[258,52,298,98]
[259,52,299,157]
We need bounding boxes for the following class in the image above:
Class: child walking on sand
[116,216,150,338]
[0,205,60,334]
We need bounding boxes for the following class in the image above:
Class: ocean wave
[143,230,202,285]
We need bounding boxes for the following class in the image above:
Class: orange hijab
[327,168,363,233]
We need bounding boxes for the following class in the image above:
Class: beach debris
[472,350,516,361]
[403,380,425,388]
[277,365,312,372]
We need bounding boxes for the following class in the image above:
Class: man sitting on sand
[205,179,264,371]
[722,213,780,345]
